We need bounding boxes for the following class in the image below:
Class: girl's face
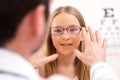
[51,12,83,55]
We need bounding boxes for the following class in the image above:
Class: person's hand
[29,50,58,69]
[74,27,107,66]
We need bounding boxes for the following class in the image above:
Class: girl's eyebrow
[52,24,81,28]
[68,24,81,27]
[51,26,62,28]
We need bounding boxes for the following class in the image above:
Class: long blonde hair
[42,6,90,80]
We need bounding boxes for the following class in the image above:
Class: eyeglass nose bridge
[62,28,71,35]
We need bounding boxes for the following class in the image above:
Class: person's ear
[80,27,84,41]
[81,27,88,41]
[30,5,46,36]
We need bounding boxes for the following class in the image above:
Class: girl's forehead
[51,13,80,27]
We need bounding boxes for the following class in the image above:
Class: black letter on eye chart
[103,8,114,18]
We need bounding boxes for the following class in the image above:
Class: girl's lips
[60,43,72,46]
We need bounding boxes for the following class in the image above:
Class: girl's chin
[58,50,74,56]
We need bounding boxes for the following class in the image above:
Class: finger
[42,54,58,64]
[102,38,107,51]
[88,27,96,42]
[74,49,85,61]
[95,30,101,44]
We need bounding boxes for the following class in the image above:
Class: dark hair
[0,0,49,46]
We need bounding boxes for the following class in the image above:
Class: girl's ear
[80,27,84,41]
[81,27,88,41]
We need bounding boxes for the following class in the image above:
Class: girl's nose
[62,30,70,40]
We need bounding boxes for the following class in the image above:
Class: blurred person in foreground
[0,0,63,80]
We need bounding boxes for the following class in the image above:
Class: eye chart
[88,0,120,54]
[99,8,120,48]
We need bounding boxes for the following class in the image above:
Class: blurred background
[50,0,120,79]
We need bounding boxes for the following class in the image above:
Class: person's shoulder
[0,72,28,80]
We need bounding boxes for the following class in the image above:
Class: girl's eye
[69,28,78,33]
[54,29,62,32]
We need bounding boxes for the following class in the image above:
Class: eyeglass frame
[50,26,82,36]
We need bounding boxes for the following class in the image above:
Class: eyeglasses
[50,26,82,36]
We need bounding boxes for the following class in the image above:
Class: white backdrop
[50,0,120,79]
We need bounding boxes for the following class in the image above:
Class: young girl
[40,6,90,80]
